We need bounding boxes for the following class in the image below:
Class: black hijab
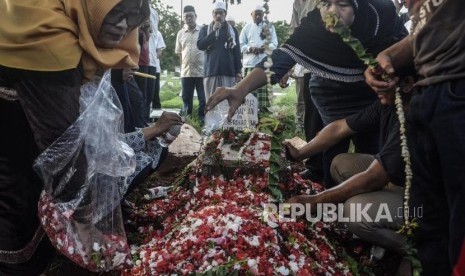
[281,0,407,82]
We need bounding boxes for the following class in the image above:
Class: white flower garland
[262,0,274,102]
[394,88,414,234]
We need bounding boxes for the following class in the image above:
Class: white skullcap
[213,1,227,11]
[253,4,264,12]
[226,15,235,21]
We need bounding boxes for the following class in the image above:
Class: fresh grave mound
[123,129,357,275]
[124,173,352,275]
[201,129,271,177]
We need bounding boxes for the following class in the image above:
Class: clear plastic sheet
[34,71,135,272]
[202,105,227,137]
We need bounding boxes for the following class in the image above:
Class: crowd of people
[0,0,464,275]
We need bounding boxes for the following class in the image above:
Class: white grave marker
[204,94,258,131]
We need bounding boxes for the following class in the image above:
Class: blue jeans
[181,77,206,122]
[408,79,465,275]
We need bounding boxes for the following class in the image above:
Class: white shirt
[149,30,165,72]
[239,22,278,68]
[175,25,205,78]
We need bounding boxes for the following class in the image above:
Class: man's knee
[343,195,374,235]
[330,153,374,184]
[330,153,353,184]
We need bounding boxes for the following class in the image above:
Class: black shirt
[345,101,405,186]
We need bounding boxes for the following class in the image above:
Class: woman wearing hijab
[206,0,408,188]
[0,0,180,274]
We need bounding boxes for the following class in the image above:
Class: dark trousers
[127,78,147,128]
[302,73,324,180]
[0,66,82,274]
[136,65,159,122]
[112,70,146,131]
[149,69,161,110]
[181,77,206,121]
[408,79,465,275]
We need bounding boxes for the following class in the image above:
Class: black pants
[302,73,324,180]
[0,66,82,274]
[112,69,147,132]
[408,79,465,275]
[136,66,159,122]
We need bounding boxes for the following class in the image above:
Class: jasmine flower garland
[261,0,274,102]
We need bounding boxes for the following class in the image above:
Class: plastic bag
[34,71,135,272]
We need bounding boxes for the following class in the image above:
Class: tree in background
[151,1,181,73]
[273,21,290,46]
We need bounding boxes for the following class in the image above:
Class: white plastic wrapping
[34,71,135,272]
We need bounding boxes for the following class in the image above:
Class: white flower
[204,188,214,197]
[112,252,127,267]
[191,218,203,229]
[277,265,290,275]
[247,259,257,269]
[215,187,224,196]
[289,261,299,272]
[92,242,100,251]
[248,236,260,247]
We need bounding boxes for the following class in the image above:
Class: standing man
[176,5,206,125]
[197,1,242,101]
[365,0,465,274]
[149,28,166,111]
[239,4,278,114]
[136,7,162,123]
[135,20,152,124]
[226,16,236,28]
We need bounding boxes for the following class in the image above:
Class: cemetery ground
[44,75,402,275]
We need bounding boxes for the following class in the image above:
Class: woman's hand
[144,112,183,140]
[122,67,137,82]
[206,86,247,122]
